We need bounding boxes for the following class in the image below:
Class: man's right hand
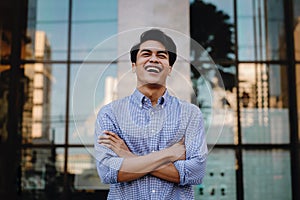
[166,137,186,162]
[98,130,136,158]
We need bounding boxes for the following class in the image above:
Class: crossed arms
[94,105,207,186]
[98,130,185,183]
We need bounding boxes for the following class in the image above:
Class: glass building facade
[0,0,299,199]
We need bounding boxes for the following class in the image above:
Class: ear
[168,66,172,75]
[132,63,136,73]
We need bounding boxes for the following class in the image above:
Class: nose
[149,54,159,63]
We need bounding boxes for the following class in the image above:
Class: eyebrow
[140,49,168,55]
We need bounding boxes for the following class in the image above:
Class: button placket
[149,108,155,134]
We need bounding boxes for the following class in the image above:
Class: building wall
[117,0,191,102]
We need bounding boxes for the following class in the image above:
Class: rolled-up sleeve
[174,106,208,186]
[94,105,124,184]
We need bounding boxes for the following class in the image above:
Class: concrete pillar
[117,0,192,102]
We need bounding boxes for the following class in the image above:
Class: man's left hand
[98,130,136,158]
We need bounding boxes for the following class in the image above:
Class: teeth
[145,66,161,73]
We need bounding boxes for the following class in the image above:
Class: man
[95,29,207,199]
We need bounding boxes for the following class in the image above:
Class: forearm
[98,130,185,183]
[117,148,174,182]
[118,163,180,183]
[150,162,180,183]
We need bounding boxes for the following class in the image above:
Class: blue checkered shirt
[94,89,207,200]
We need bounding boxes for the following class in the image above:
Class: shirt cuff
[110,157,124,183]
[110,157,124,171]
[174,160,185,185]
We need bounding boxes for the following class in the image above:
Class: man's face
[133,40,172,88]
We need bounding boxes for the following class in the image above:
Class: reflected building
[23,31,52,143]
[21,30,53,190]
[0,0,300,200]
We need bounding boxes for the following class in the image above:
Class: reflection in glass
[202,0,234,23]
[190,0,237,144]
[196,74,237,144]
[243,150,292,200]
[71,0,117,61]
[237,0,286,61]
[295,17,300,61]
[36,24,69,60]
[194,149,236,199]
[0,66,10,143]
[190,0,235,62]
[68,148,109,190]
[27,0,69,60]
[21,147,65,199]
[294,0,300,27]
[69,63,117,144]
[239,64,289,143]
[23,64,66,145]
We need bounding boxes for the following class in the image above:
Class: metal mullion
[21,144,93,149]
[233,0,244,199]
[62,0,73,197]
[283,0,300,200]
[19,59,117,65]
[211,144,291,150]
[6,0,26,197]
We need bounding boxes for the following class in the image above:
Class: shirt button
[151,111,154,115]
[152,189,155,193]
[151,130,155,133]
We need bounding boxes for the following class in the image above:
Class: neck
[138,84,166,106]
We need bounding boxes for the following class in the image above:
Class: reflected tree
[190,0,235,96]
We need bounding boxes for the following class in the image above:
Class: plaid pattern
[94,89,207,200]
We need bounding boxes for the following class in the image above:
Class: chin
[145,83,165,88]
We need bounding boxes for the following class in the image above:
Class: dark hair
[130,29,177,66]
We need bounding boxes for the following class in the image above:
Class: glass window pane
[193,64,237,144]
[265,0,286,60]
[190,0,236,62]
[0,28,12,61]
[239,64,290,143]
[293,0,300,42]
[194,149,236,199]
[243,150,292,200]
[237,0,286,61]
[70,63,117,144]
[21,147,65,199]
[0,65,10,142]
[23,64,66,145]
[202,0,234,23]
[71,0,117,61]
[68,148,109,190]
[26,0,69,61]
[35,24,69,60]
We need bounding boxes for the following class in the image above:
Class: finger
[100,133,119,144]
[99,139,119,151]
[98,138,113,145]
[101,143,113,150]
[104,130,122,140]
[98,136,119,145]
[103,131,126,147]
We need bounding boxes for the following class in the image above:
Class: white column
[117,0,191,102]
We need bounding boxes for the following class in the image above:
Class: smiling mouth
[145,65,162,73]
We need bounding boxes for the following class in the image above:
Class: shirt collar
[131,88,170,108]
